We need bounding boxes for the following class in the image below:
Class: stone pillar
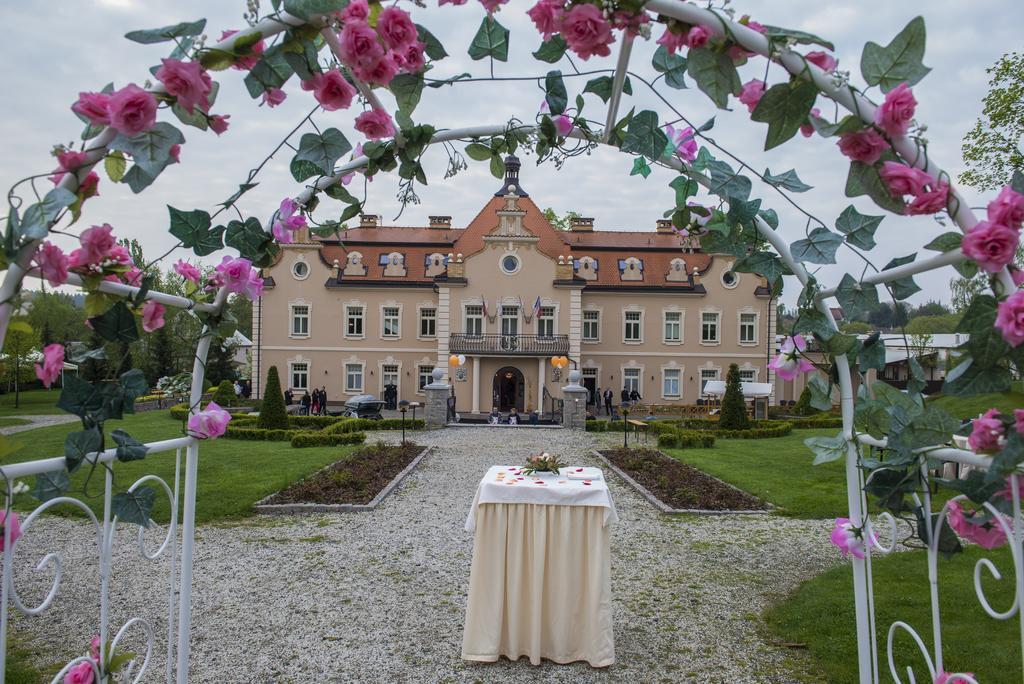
[425,368,450,427]
[471,355,480,414]
[561,370,588,431]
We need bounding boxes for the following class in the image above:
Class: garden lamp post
[622,406,629,448]
[399,399,409,444]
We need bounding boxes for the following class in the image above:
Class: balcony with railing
[449,333,569,356]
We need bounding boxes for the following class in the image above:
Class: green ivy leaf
[391,74,424,116]
[468,16,509,62]
[282,38,321,81]
[19,188,77,240]
[916,508,962,557]
[108,122,185,177]
[732,251,791,291]
[806,433,847,465]
[168,206,224,256]
[464,142,493,162]
[295,128,352,175]
[489,155,504,179]
[807,375,833,412]
[620,110,668,161]
[630,157,651,179]
[942,357,1010,397]
[835,274,880,319]
[763,168,812,193]
[104,151,127,183]
[112,487,156,528]
[669,175,698,207]
[417,24,447,61]
[582,76,632,104]
[89,301,139,344]
[226,217,277,267]
[859,335,887,373]
[790,227,843,265]
[282,0,344,19]
[751,80,819,150]
[32,470,70,502]
[244,44,295,98]
[125,19,206,44]
[835,205,884,250]
[726,198,761,229]
[290,157,323,183]
[923,231,962,253]
[845,160,906,213]
[120,368,148,411]
[882,254,921,300]
[956,295,1011,368]
[652,46,687,89]
[762,25,835,51]
[64,427,103,473]
[686,47,740,109]
[544,70,568,115]
[906,356,927,395]
[891,405,959,454]
[112,429,149,462]
[825,332,859,356]
[705,159,752,203]
[860,16,931,92]
[758,208,779,229]
[533,35,567,63]
[811,113,865,138]
[220,182,258,209]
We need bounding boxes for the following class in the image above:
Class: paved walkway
[0,413,77,436]
[10,427,838,682]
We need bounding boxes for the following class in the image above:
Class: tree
[2,320,40,406]
[718,363,750,430]
[212,379,237,407]
[226,294,253,338]
[144,324,177,386]
[867,302,909,330]
[960,52,1024,192]
[792,386,819,417]
[542,207,581,231]
[909,300,951,318]
[840,321,872,335]
[949,243,1024,313]
[25,291,88,347]
[257,366,289,429]
[905,314,959,334]
[204,339,238,386]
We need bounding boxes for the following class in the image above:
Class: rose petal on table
[575,468,583,472]
[583,481,592,485]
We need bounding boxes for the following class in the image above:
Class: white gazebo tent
[701,380,773,399]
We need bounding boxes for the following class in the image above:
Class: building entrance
[492,366,525,412]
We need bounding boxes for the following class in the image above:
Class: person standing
[620,386,630,409]
[284,388,293,406]
[447,388,457,423]
[320,386,328,414]
[310,390,320,416]
[300,390,311,415]
[630,388,642,404]
[603,388,613,416]
[595,385,602,415]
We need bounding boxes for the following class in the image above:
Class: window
[501,305,519,336]
[501,254,520,274]
[345,363,363,393]
[739,312,757,344]
[290,362,308,390]
[721,270,739,288]
[290,305,309,337]
[292,261,309,279]
[623,368,641,394]
[662,369,681,398]
[419,308,436,338]
[582,310,600,341]
[381,364,399,392]
[537,306,555,337]
[700,369,718,393]
[465,305,483,336]
[382,306,400,338]
[346,305,364,338]
[418,365,435,392]
[701,311,720,343]
[624,310,642,342]
[740,369,755,383]
[663,311,681,343]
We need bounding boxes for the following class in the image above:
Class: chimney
[447,253,465,278]
[429,215,451,229]
[556,255,574,280]
[569,217,594,232]
[656,219,674,234]
[360,214,380,228]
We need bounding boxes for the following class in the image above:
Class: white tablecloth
[462,465,616,667]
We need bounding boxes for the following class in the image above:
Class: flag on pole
[532,296,542,320]
[517,296,524,318]
[481,297,488,318]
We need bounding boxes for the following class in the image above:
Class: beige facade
[254,157,777,412]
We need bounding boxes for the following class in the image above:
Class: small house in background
[227,330,252,379]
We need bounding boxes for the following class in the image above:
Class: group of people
[232,379,252,400]
[284,386,329,415]
[488,407,537,425]
[591,386,642,417]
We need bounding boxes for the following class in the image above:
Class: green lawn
[2,410,359,524]
[929,389,1024,420]
[0,388,63,417]
[665,429,850,518]
[765,546,1018,682]
[0,417,30,428]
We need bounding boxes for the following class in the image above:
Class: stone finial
[691,266,702,286]
[555,254,574,280]
[331,259,340,279]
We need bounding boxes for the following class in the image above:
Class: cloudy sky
[2,0,1021,306]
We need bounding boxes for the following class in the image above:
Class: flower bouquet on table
[520,451,565,476]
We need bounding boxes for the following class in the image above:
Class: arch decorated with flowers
[1,1,1023,682]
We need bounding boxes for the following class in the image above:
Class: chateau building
[253,156,777,413]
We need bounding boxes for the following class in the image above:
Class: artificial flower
[35,343,64,388]
[187,401,232,439]
[768,334,814,381]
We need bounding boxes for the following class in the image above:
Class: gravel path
[0,413,77,435]
[10,427,840,682]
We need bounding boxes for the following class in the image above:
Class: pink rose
[478,0,510,12]
[123,266,144,287]
[168,144,181,163]
[738,79,765,113]
[664,123,697,162]
[879,162,931,197]
[72,92,111,127]
[174,259,202,283]
[338,21,384,70]
[35,343,64,388]
[214,255,254,292]
[355,53,399,87]
[76,224,117,266]
[800,107,821,138]
[261,88,287,108]
[156,59,213,114]
[377,7,418,50]
[837,128,890,165]
[805,50,836,73]
[393,42,426,74]
[242,269,264,300]
[987,186,1024,229]
[34,241,69,287]
[63,661,95,684]
[829,518,875,560]
[552,114,573,137]
[57,150,90,173]
[527,0,564,41]
[906,180,949,216]
[947,500,1007,550]
[302,70,356,111]
[188,401,232,439]
[560,4,614,61]
[687,25,712,49]
[141,300,166,333]
[934,671,975,684]
[874,82,916,137]
[354,109,396,140]
[78,172,100,200]
[342,0,369,22]
[0,510,21,549]
[961,220,1020,273]
[90,635,101,662]
[220,29,264,71]
[655,27,688,55]
[209,114,230,135]
[1011,267,1024,287]
[273,198,307,243]
[996,290,1024,347]
[727,44,755,64]
[1015,408,1024,435]
[968,409,1005,452]
[768,334,815,381]
[610,10,648,38]
[107,245,132,265]
[107,84,157,136]
[272,221,293,244]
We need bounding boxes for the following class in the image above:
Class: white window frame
[418,306,437,340]
[464,304,484,337]
[623,308,643,344]
[344,361,365,394]
[289,301,310,339]
[738,309,759,346]
[291,258,310,281]
[700,368,719,394]
[501,305,519,336]
[663,310,683,345]
[380,361,401,397]
[537,306,556,338]
[661,367,682,399]
[417,365,435,394]
[700,309,721,346]
[289,361,309,391]
[582,309,601,343]
[380,304,402,339]
[345,304,365,339]
[739,368,757,383]
[622,366,643,396]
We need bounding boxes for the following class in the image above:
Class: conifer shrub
[257,366,289,430]
[718,363,751,430]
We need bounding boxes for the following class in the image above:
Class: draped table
[461,466,618,667]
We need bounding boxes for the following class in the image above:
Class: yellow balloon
[550,357,559,367]
[448,354,459,366]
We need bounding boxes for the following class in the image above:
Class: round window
[292,261,309,279]
[501,254,520,274]
[721,270,738,288]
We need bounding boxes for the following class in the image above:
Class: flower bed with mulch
[598,447,767,512]
[262,441,424,506]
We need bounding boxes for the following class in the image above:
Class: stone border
[592,449,772,516]
[253,446,432,514]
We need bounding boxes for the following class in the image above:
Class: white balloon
[458,354,466,365]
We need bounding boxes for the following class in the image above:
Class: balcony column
[472,355,480,413]
[537,357,545,417]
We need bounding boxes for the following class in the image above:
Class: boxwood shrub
[290,431,366,448]
[788,417,844,429]
[585,420,607,432]
[323,418,425,434]
[224,427,297,441]
[674,418,793,438]
[656,430,717,449]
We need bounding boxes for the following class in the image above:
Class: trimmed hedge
[585,420,608,431]
[224,427,297,441]
[789,417,843,429]
[289,415,345,428]
[323,418,425,434]
[674,418,793,439]
[657,430,717,449]
[169,403,189,420]
[290,432,366,448]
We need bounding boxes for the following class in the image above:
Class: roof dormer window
[619,257,643,281]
